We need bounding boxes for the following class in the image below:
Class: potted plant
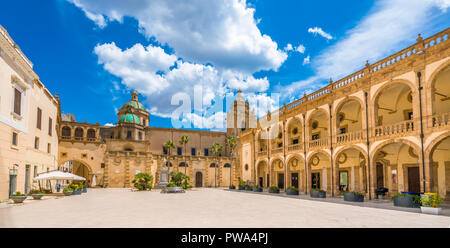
[253,186,263,192]
[70,183,81,195]
[269,185,280,193]
[229,185,236,190]
[10,192,27,203]
[344,191,364,202]
[391,193,421,208]
[286,186,299,195]
[245,185,253,191]
[80,182,87,193]
[310,188,326,198]
[238,181,246,190]
[63,187,73,196]
[164,172,186,193]
[132,173,153,191]
[420,193,443,215]
[30,190,45,200]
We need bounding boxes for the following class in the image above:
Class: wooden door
[408,167,420,193]
[278,173,284,189]
[291,173,299,188]
[376,163,384,188]
[311,173,320,189]
[195,172,203,187]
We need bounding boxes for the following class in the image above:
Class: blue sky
[1,0,449,130]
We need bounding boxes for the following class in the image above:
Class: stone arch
[306,150,332,164]
[286,117,303,146]
[87,128,96,138]
[427,58,450,89]
[372,79,416,127]
[334,96,364,115]
[370,138,421,162]
[425,131,450,198]
[333,145,368,193]
[428,60,450,115]
[61,126,71,137]
[334,97,364,132]
[256,160,269,187]
[74,127,84,138]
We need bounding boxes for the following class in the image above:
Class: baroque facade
[58,91,242,189]
[238,28,450,200]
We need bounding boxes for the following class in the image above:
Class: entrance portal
[408,167,420,193]
[291,173,299,188]
[277,173,284,189]
[376,163,384,188]
[312,173,320,189]
[195,172,203,187]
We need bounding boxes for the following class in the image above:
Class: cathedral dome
[119,113,141,124]
[121,90,147,111]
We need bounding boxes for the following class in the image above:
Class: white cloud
[104,123,115,127]
[308,27,333,40]
[68,0,287,73]
[284,43,293,51]
[296,45,306,54]
[303,55,310,65]
[284,0,450,101]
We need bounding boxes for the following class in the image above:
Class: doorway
[339,171,348,191]
[277,173,284,189]
[259,176,263,188]
[291,173,299,189]
[25,165,30,194]
[267,174,270,187]
[311,172,320,189]
[9,175,16,197]
[408,166,420,193]
[376,162,384,188]
[195,172,203,187]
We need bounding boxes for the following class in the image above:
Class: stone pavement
[0,188,449,228]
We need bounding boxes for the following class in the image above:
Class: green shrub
[63,187,73,193]
[229,185,236,189]
[287,186,298,191]
[11,192,25,196]
[166,182,176,187]
[421,194,443,208]
[30,190,44,194]
[349,191,363,196]
[181,181,193,190]
[169,172,189,187]
[311,188,325,193]
[269,185,279,191]
[238,181,246,187]
[132,173,153,191]
[390,193,421,203]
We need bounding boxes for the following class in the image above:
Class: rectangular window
[48,117,52,136]
[339,128,347,134]
[127,131,132,139]
[12,132,18,146]
[47,143,51,153]
[37,108,42,129]
[14,88,21,115]
[204,148,209,156]
[34,137,39,149]
[177,147,182,155]
[278,142,282,148]
[33,166,37,177]
[292,139,299,144]
[163,147,167,155]
[312,134,320,140]
[191,148,196,156]
[138,132,142,140]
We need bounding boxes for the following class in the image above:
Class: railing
[256,28,450,124]
[335,130,363,145]
[271,147,283,154]
[374,120,415,137]
[258,151,267,157]
[61,136,71,140]
[309,138,328,149]
[431,112,450,128]
[288,144,302,152]
[60,136,101,142]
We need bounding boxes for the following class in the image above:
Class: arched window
[179,162,188,167]
[224,163,231,168]
[61,126,71,137]
[87,129,96,138]
[74,127,84,137]
[209,163,217,168]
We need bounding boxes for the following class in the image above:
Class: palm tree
[210,142,223,187]
[225,136,237,188]
[164,140,176,178]
[179,135,190,182]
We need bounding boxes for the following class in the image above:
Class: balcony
[335,130,363,146]
[309,138,328,149]
[60,136,101,143]
[288,144,302,152]
[271,147,283,154]
[431,112,450,129]
[373,120,415,138]
[258,151,267,157]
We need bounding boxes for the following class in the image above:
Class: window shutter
[14,89,21,115]
[37,108,42,129]
[48,117,52,136]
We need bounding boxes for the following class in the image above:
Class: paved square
[1,188,449,228]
